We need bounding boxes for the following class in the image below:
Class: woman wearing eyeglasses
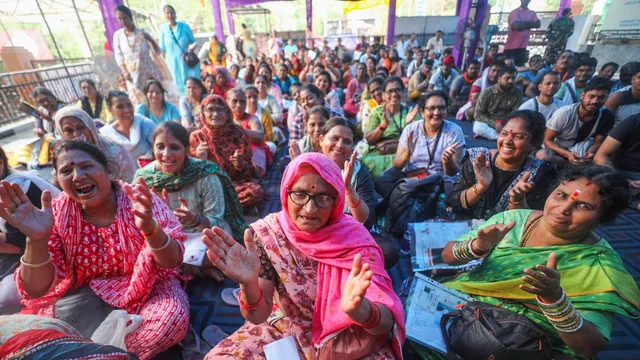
[204,152,405,360]
[189,95,264,211]
[361,76,418,179]
[374,91,465,197]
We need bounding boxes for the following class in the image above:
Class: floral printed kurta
[206,213,395,360]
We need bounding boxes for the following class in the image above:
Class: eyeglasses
[385,88,403,95]
[204,106,226,114]
[369,87,383,94]
[287,190,335,209]
[424,105,447,112]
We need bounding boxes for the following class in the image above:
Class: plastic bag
[90,310,143,351]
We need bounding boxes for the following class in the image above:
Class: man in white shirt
[408,33,420,49]
[519,71,565,120]
[406,49,425,77]
[427,30,444,53]
[396,34,407,59]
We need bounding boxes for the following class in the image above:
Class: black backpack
[375,174,443,238]
[440,302,553,360]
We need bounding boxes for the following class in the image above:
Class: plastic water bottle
[436,193,447,219]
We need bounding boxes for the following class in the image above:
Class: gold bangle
[471,183,482,195]
[142,220,159,238]
[20,253,52,268]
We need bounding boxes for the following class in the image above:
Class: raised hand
[472,152,493,190]
[154,189,170,206]
[441,142,460,164]
[122,178,157,235]
[405,129,416,159]
[195,133,209,160]
[289,141,302,160]
[230,149,244,170]
[202,227,260,285]
[0,181,53,242]
[173,197,196,226]
[473,221,516,252]
[520,252,563,303]
[406,105,419,125]
[343,151,357,192]
[341,254,374,316]
[509,172,534,204]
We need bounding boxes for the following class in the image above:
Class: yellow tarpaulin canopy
[343,0,405,14]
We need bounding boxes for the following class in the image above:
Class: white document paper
[308,50,317,61]
[410,221,472,272]
[264,336,301,360]
[405,273,473,353]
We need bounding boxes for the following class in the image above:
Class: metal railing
[0,62,97,127]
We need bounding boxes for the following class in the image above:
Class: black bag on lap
[375,174,443,238]
[440,301,553,360]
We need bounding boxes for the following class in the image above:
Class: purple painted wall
[386,0,397,46]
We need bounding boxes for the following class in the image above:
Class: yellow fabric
[7,135,54,167]
[261,109,275,143]
[74,99,114,123]
[343,0,404,14]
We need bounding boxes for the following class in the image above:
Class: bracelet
[348,195,363,208]
[142,220,160,238]
[238,289,265,312]
[20,253,52,268]
[461,189,469,209]
[148,234,171,251]
[536,289,584,333]
[468,238,490,258]
[471,183,482,196]
[355,301,382,329]
[378,124,387,132]
[345,187,354,195]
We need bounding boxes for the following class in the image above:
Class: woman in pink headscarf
[203,152,405,360]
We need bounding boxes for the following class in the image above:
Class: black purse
[440,301,553,360]
[169,27,199,68]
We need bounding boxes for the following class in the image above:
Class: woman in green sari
[411,165,640,359]
[361,76,418,179]
[135,121,247,279]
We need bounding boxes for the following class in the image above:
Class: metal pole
[35,0,80,98]
[71,0,95,58]
[0,17,15,46]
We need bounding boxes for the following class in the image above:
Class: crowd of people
[1,1,639,359]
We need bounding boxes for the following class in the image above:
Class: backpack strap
[440,310,462,360]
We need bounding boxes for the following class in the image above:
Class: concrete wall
[394,16,459,46]
[579,44,640,68]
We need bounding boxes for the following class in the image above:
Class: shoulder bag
[169,26,199,68]
[440,301,553,360]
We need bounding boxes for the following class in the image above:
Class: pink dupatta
[277,153,405,359]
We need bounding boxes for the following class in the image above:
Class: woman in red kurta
[0,141,189,360]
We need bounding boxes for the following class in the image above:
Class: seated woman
[344,62,368,118]
[190,95,265,211]
[135,122,247,279]
[99,91,157,168]
[0,147,60,315]
[291,105,330,156]
[361,76,412,179]
[254,74,284,125]
[54,107,136,183]
[76,78,112,124]
[227,88,271,177]
[204,152,405,359]
[179,77,207,131]
[203,73,216,94]
[0,141,189,359]
[375,91,465,197]
[447,110,558,220]
[289,84,330,143]
[315,70,344,116]
[244,85,275,144]
[211,67,235,100]
[408,165,640,359]
[135,79,181,124]
[257,62,284,107]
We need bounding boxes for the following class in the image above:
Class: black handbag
[169,28,199,68]
[440,301,553,360]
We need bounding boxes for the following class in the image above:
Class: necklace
[518,215,543,247]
